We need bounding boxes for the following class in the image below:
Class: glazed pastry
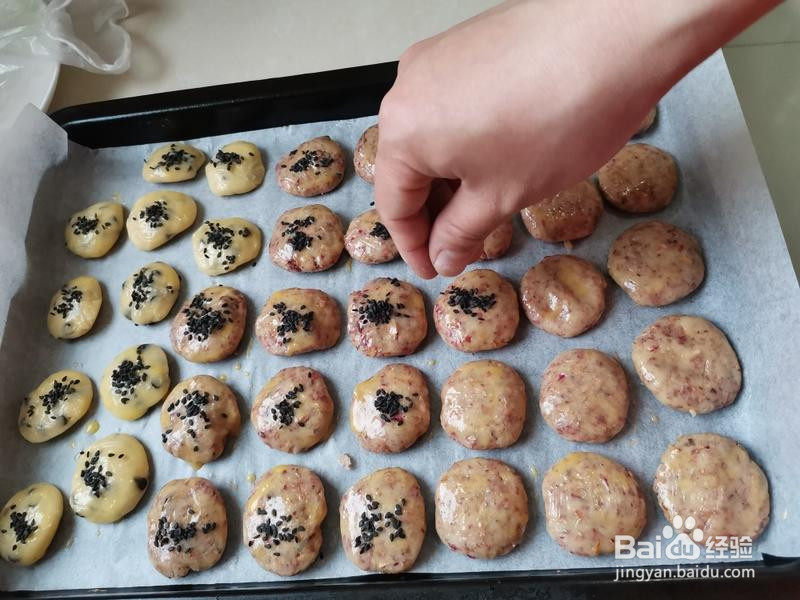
[435,458,528,559]
[440,360,526,450]
[542,452,646,556]
[340,467,425,573]
[18,370,93,443]
[520,255,606,337]
[142,142,205,183]
[192,218,262,275]
[539,349,628,443]
[100,344,170,420]
[478,221,513,261]
[161,375,241,468]
[635,105,658,136]
[632,315,741,414]
[255,288,341,356]
[350,364,430,453]
[69,433,149,524]
[653,433,770,544]
[47,275,102,339]
[64,200,124,258]
[608,221,704,307]
[0,483,63,566]
[597,143,678,213]
[126,191,197,251]
[433,269,519,353]
[344,209,398,264]
[268,204,344,272]
[520,180,603,242]
[205,141,265,196]
[347,277,427,358]
[120,261,181,325]
[243,465,327,576]
[251,367,334,454]
[146,477,227,578]
[170,286,247,363]
[276,136,346,196]
[353,124,378,183]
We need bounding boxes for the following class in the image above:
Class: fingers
[374,154,437,279]
[428,183,505,277]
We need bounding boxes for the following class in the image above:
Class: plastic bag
[0,0,130,73]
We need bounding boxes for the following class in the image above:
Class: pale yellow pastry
[192,218,262,275]
[18,370,93,443]
[47,275,102,339]
[100,344,170,420]
[64,200,124,258]
[0,483,63,566]
[120,261,180,325]
[69,433,150,524]
[126,191,197,251]
[205,141,265,196]
[142,142,205,183]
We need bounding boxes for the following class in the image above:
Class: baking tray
[0,61,794,599]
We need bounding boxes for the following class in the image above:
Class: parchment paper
[1,52,799,592]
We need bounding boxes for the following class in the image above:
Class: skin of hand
[375,0,780,278]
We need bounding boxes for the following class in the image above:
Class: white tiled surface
[49,0,799,277]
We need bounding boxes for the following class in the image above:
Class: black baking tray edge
[5,61,788,599]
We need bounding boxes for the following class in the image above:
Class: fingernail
[433,251,463,276]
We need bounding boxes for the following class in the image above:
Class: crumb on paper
[218,373,228,382]
[564,240,574,251]
[69,441,76,449]
[628,438,639,447]
[339,453,353,469]
[426,359,437,367]
[243,370,251,378]
[650,414,659,424]
[689,409,697,417]
[64,537,74,549]
[85,419,99,434]
[529,465,539,478]
[247,472,256,484]
[234,362,242,371]
[345,258,352,272]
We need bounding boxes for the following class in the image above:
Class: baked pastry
[205,141,265,196]
[353,124,378,183]
[192,218,262,275]
[100,344,170,420]
[268,204,344,272]
[47,275,102,339]
[276,136,346,196]
[478,221,513,261]
[255,288,340,356]
[344,209,398,264]
[126,191,197,251]
[64,200,124,258]
[340,467,425,573]
[350,364,430,453]
[0,483,63,566]
[597,143,678,213]
[635,105,658,136]
[142,142,205,183]
[251,367,334,454]
[170,286,247,363]
[18,370,93,443]
[120,261,181,325]
[520,180,603,242]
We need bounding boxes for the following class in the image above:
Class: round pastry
[18,370,93,443]
[542,452,646,556]
[120,261,181,325]
[205,141,265,196]
[520,255,607,338]
[142,142,205,183]
[126,191,197,251]
[64,200,124,258]
[350,364,430,453]
[635,105,658,136]
[0,483,63,566]
[69,433,149,524]
[255,288,340,356]
[344,209,398,264]
[478,221,513,261]
[146,477,227,578]
[47,275,102,339]
[353,124,378,183]
[347,277,427,358]
[268,204,344,273]
[170,286,247,363]
[608,221,704,307]
[340,467,425,573]
[440,360,526,450]
[653,433,770,544]
[161,375,241,468]
[276,136,346,197]
[433,269,519,353]
[192,218,262,276]
[243,465,327,576]
[632,315,741,414]
[539,349,628,443]
[251,367,334,454]
[100,344,170,420]
[597,143,678,213]
[520,180,603,242]
[435,458,528,559]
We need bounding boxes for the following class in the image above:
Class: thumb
[428,184,505,277]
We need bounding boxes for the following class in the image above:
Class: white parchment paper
[1,52,799,592]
